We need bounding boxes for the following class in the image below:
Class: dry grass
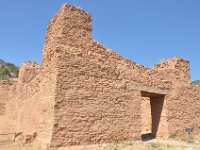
[0,142,41,150]
[1,138,200,150]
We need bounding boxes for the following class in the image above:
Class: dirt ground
[1,138,200,150]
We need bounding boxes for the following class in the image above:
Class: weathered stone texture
[141,97,151,134]
[0,103,6,116]
[0,3,200,148]
[14,61,57,144]
[150,57,191,86]
[46,4,171,146]
[0,80,17,133]
[51,56,142,146]
[42,4,92,65]
[167,85,200,137]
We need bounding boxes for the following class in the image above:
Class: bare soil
[1,138,200,150]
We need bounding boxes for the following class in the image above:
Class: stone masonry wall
[14,61,56,144]
[46,4,147,147]
[45,4,192,146]
[0,80,17,134]
[167,85,200,137]
[42,4,171,91]
[1,3,200,148]
[141,97,151,135]
[51,55,142,147]
[149,57,191,86]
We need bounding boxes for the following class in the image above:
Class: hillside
[0,59,19,80]
[192,80,200,86]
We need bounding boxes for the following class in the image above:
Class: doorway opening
[141,92,166,141]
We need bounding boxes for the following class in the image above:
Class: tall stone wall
[148,57,198,137]
[167,85,200,137]
[44,4,145,147]
[42,5,172,91]
[149,57,191,86]
[42,4,92,65]
[1,3,200,148]
[51,53,142,147]
[14,61,56,144]
[0,80,17,134]
[42,4,193,146]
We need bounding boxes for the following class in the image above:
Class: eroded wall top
[42,4,92,64]
[151,57,191,85]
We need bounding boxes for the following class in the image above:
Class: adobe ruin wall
[13,60,57,144]
[167,85,200,137]
[0,80,17,133]
[0,3,200,148]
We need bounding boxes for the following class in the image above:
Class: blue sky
[0,0,200,80]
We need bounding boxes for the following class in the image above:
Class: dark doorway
[141,92,167,141]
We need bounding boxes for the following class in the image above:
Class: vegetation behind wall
[0,59,19,80]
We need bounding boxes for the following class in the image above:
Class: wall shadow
[141,92,165,140]
[150,95,165,138]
